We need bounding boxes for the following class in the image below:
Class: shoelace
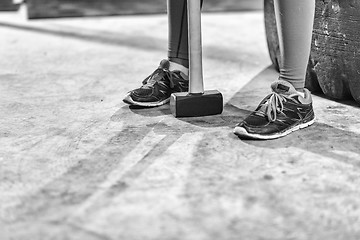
[256,92,287,122]
[142,67,176,89]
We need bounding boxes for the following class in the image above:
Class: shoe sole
[123,93,170,107]
[233,118,316,140]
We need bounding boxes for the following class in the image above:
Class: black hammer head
[170,90,223,117]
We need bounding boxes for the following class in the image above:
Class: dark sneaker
[123,59,189,107]
[234,80,315,140]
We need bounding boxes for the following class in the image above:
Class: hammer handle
[187,0,204,94]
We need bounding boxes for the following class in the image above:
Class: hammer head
[170,90,223,117]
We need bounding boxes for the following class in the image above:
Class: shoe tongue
[271,80,297,95]
[159,59,170,70]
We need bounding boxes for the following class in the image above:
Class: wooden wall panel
[0,0,20,11]
[27,0,263,19]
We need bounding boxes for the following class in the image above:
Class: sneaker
[123,59,189,107]
[234,80,315,140]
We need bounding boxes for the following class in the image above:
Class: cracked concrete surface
[1,7,360,240]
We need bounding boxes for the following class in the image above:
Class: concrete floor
[1,7,360,240]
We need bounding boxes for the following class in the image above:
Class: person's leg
[168,0,203,72]
[168,0,189,69]
[275,0,315,92]
[234,0,316,140]
[123,0,203,107]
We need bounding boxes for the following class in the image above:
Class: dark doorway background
[0,0,20,11]
[26,0,263,19]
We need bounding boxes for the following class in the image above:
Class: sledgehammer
[170,0,223,117]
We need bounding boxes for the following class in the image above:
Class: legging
[167,0,203,68]
[167,0,315,91]
[274,0,315,91]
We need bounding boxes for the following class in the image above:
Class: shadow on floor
[0,15,262,65]
[127,103,249,129]
[0,21,167,52]
[228,67,360,169]
[126,65,360,170]
[7,66,360,230]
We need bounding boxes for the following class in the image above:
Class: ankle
[298,92,305,98]
[169,61,189,76]
[293,88,305,98]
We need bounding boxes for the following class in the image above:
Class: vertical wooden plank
[264,0,280,71]
[311,0,360,101]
